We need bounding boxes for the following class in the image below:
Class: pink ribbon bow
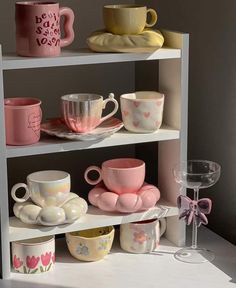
[177,195,212,227]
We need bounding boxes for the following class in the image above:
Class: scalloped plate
[41,117,124,141]
[88,182,161,213]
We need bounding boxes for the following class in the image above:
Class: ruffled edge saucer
[88,182,161,213]
[13,193,88,226]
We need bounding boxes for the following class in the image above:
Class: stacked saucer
[87,4,164,53]
[84,158,161,213]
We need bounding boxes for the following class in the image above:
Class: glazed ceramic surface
[84,158,145,195]
[120,218,166,253]
[88,182,161,213]
[15,1,74,57]
[4,98,42,145]
[11,170,70,207]
[41,117,124,141]
[66,226,114,261]
[87,29,164,53]
[61,93,119,133]
[120,91,164,133]
[12,235,55,274]
[13,192,88,226]
[103,5,157,35]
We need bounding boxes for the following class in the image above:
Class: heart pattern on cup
[123,110,129,117]
[28,112,41,137]
[143,112,150,118]
[133,121,139,127]
[156,100,162,106]
[133,102,140,108]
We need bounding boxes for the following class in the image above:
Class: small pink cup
[84,158,145,195]
[4,98,42,146]
[15,1,75,57]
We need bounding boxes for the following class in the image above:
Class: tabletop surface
[1,226,235,288]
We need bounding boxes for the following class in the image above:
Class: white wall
[150,0,236,244]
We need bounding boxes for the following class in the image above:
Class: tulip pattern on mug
[13,251,54,274]
[12,236,55,274]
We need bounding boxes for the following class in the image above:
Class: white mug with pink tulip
[120,218,166,253]
[12,236,55,274]
[120,91,164,133]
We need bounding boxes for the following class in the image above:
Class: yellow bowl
[66,226,115,262]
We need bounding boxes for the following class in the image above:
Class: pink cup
[4,98,42,145]
[15,1,75,57]
[84,158,145,195]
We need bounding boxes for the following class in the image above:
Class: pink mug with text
[4,98,42,145]
[84,158,145,195]
[15,1,75,57]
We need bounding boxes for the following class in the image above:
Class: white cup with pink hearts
[120,91,164,133]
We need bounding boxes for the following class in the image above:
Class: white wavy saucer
[41,117,124,141]
[13,193,88,226]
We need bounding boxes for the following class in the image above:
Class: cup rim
[131,218,160,225]
[104,4,146,9]
[15,1,58,6]
[13,235,55,246]
[102,158,145,170]
[27,170,70,183]
[121,91,164,101]
[4,97,41,109]
[61,94,102,102]
[67,226,114,240]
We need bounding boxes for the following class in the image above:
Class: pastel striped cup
[11,170,70,207]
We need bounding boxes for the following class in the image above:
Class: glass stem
[191,188,199,249]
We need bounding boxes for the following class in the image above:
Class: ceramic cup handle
[100,93,119,123]
[84,166,102,186]
[145,8,158,28]
[159,218,167,237]
[59,7,75,47]
[11,183,31,203]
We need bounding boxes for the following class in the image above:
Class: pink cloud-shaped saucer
[88,182,161,213]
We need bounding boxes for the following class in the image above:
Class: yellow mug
[103,4,158,35]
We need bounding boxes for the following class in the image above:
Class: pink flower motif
[51,252,55,264]
[26,256,40,269]
[41,252,52,267]
[13,255,23,269]
[133,230,148,244]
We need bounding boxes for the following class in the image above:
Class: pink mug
[4,98,42,146]
[15,1,75,57]
[84,158,145,195]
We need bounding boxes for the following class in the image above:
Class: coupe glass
[173,160,221,263]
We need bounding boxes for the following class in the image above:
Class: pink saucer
[88,182,161,213]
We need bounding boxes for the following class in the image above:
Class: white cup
[11,170,70,208]
[120,91,164,133]
[120,218,166,253]
[12,236,55,274]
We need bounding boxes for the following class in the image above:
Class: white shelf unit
[0,29,189,279]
